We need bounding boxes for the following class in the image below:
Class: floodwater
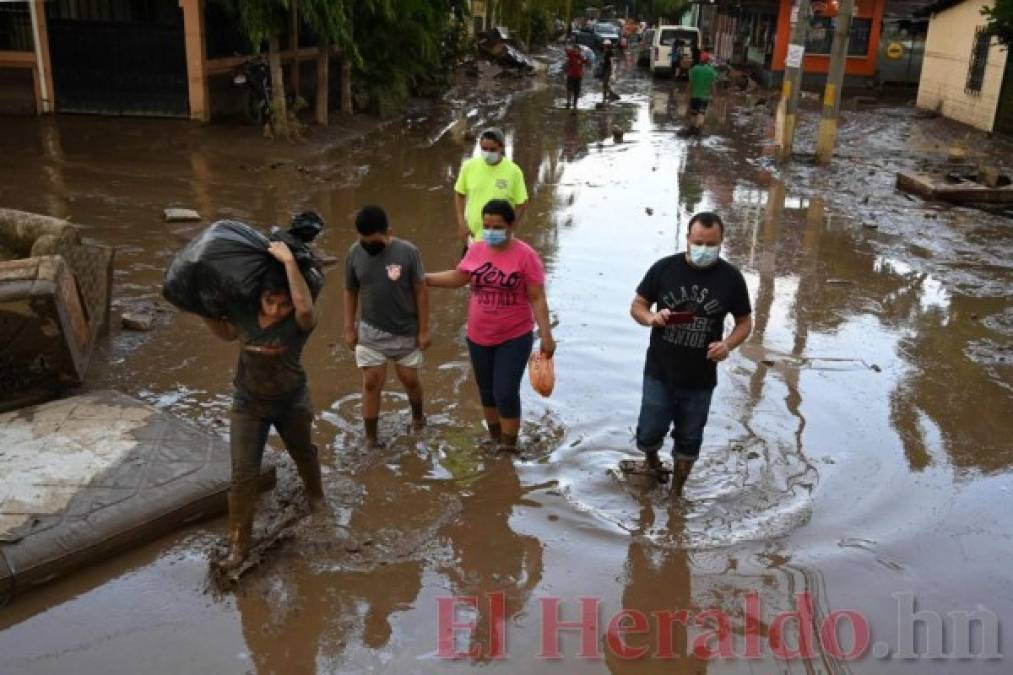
[1,52,1012,673]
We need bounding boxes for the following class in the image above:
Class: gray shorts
[355,322,423,369]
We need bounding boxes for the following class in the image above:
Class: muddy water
[2,54,1012,673]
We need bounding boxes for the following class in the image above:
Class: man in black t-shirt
[201,240,325,572]
[630,212,752,496]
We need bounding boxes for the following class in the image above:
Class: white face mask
[482,150,502,165]
[688,243,721,267]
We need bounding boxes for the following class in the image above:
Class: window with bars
[966,27,991,95]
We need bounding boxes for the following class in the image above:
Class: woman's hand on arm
[425,270,470,289]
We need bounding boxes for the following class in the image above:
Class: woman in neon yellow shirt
[453,127,529,252]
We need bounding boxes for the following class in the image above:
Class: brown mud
[1,52,1011,673]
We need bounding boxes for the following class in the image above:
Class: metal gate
[47,0,188,117]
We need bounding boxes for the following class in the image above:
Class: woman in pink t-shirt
[426,199,556,452]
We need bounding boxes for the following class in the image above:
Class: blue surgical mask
[688,244,720,267]
[482,150,502,165]
[483,229,508,246]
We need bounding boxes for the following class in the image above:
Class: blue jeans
[466,332,534,419]
[635,376,714,461]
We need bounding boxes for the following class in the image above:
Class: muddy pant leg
[490,332,534,420]
[230,407,271,482]
[273,393,325,505]
[636,375,674,455]
[669,386,714,461]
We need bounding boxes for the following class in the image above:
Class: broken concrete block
[163,208,202,223]
[121,312,154,331]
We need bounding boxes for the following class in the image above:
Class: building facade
[0,0,340,121]
[915,0,1012,132]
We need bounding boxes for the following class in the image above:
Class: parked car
[592,21,622,50]
[646,25,701,77]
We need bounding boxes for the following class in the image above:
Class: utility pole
[774,0,811,162]
[815,0,855,163]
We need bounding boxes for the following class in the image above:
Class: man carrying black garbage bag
[629,212,752,497]
[201,239,325,572]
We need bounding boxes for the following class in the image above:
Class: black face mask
[361,240,386,256]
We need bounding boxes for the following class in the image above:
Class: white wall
[916,0,1008,131]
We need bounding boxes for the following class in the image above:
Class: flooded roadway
[1,52,1012,673]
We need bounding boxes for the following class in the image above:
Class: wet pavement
[1,52,1012,673]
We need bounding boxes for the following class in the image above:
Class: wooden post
[268,34,290,135]
[29,0,54,113]
[815,0,854,163]
[774,0,811,162]
[289,0,300,99]
[315,37,329,125]
[179,0,209,122]
[339,51,352,115]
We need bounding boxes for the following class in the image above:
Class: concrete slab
[0,391,274,599]
[896,171,1013,203]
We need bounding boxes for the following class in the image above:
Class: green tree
[350,0,469,117]
[983,0,1013,46]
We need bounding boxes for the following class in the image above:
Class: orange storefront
[771,0,886,77]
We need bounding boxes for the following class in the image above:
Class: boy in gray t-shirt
[343,206,430,447]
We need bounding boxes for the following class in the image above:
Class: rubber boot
[671,459,695,498]
[292,450,326,512]
[363,417,383,449]
[221,477,258,571]
[498,432,519,454]
[645,449,668,484]
[410,400,426,431]
[487,422,502,443]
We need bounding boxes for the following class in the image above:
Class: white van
[648,25,701,77]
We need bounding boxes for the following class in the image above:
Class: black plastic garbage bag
[163,219,324,320]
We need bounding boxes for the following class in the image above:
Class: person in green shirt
[454,128,528,253]
[686,52,717,135]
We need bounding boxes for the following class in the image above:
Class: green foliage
[299,0,355,51]
[351,0,469,116]
[983,0,1013,47]
[213,0,287,47]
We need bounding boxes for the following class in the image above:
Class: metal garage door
[47,0,188,117]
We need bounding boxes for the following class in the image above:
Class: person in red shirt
[564,38,588,110]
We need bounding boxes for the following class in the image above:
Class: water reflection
[440,459,544,663]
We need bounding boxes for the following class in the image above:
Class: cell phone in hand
[666,310,694,325]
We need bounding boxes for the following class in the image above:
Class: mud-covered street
[1,51,1012,673]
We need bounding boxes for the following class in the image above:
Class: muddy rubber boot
[644,450,668,484]
[363,417,383,449]
[671,459,695,498]
[221,478,258,571]
[410,401,427,431]
[498,432,519,454]
[293,452,327,513]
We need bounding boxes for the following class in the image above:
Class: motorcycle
[232,55,272,126]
